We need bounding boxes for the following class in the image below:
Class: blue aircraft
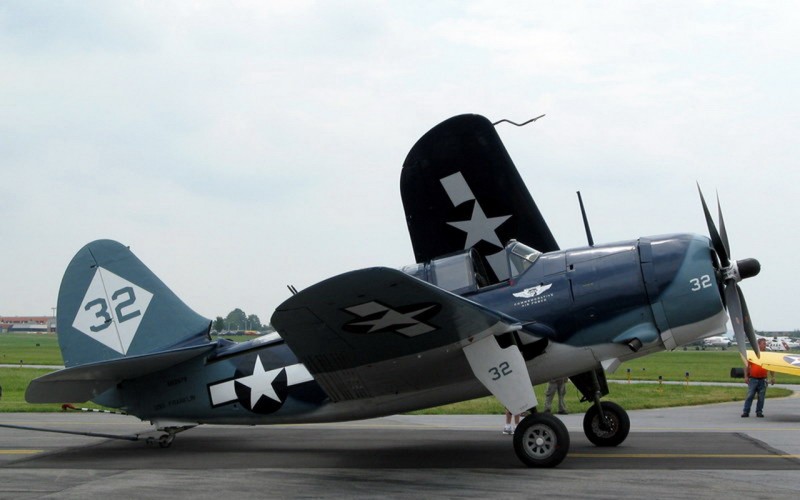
[25,114,761,467]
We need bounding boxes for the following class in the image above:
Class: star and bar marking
[208,356,313,413]
[342,301,441,337]
[440,171,512,280]
[783,354,800,367]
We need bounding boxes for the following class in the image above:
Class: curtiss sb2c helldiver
[22,114,761,467]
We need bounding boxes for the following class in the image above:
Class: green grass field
[410,383,791,415]
[0,367,111,412]
[0,333,63,365]
[607,349,800,384]
[0,333,796,413]
[0,333,252,366]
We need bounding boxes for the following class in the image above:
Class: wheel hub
[592,415,618,438]
[523,424,556,458]
[514,413,570,467]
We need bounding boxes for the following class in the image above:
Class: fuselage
[117,233,727,427]
[477,233,726,350]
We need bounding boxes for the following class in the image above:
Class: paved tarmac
[1,389,799,499]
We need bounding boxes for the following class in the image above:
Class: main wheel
[583,401,630,447]
[513,412,570,468]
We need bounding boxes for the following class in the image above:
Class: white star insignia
[785,355,800,367]
[236,355,282,408]
[447,200,511,249]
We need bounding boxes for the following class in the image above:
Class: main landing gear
[513,367,631,467]
[512,401,631,468]
[571,366,631,447]
[513,412,570,467]
[583,401,630,447]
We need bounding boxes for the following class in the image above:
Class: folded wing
[271,267,537,411]
[401,114,559,283]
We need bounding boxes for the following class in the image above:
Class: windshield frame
[506,240,542,278]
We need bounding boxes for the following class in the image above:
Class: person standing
[544,377,568,415]
[742,338,775,418]
[503,409,520,434]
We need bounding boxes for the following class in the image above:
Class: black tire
[582,401,630,447]
[158,434,174,448]
[513,412,570,468]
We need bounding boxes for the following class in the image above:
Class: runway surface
[1,391,799,498]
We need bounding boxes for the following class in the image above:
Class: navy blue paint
[460,233,721,347]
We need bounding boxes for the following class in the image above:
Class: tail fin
[400,114,559,283]
[57,240,210,367]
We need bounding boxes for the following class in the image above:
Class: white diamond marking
[71,267,153,355]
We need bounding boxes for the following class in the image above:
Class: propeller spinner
[697,185,761,358]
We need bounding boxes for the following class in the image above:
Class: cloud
[1,1,798,331]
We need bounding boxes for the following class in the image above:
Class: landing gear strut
[513,412,570,468]
[570,366,631,447]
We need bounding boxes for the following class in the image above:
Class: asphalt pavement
[0,386,798,498]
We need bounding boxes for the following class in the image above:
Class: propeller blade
[737,284,760,358]
[697,184,730,266]
[724,281,749,360]
[716,193,731,260]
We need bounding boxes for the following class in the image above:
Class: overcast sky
[2,1,798,332]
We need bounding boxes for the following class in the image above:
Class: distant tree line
[212,308,271,333]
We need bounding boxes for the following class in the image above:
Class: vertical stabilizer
[57,240,210,367]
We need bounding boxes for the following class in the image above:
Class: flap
[271,267,521,400]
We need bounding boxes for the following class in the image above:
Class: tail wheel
[513,412,570,468]
[583,401,630,447]
[158,433,175,448]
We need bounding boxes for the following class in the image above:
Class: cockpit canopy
[400,240,541,295]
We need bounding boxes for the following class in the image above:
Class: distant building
[0,316,55,333]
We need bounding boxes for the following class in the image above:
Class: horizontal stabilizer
[26,343,216,403]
